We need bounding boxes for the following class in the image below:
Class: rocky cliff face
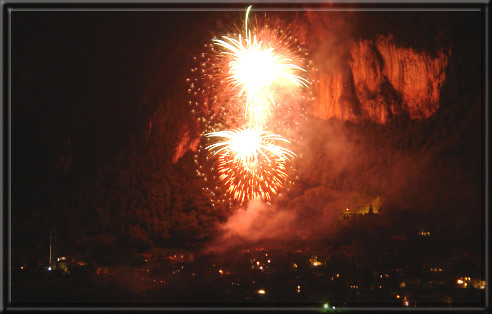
[375,35,449,120]
[310,35,449,123]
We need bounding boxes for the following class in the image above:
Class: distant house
[417,228,431,237]
[49,256,87,274]
[167,251,194,263]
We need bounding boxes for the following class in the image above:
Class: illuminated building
[456,277,486,289]
[417,228,431,237]
[340,196,382,220]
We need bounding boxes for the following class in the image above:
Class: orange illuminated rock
[310,35,449,123]
[375,35,448,119]
[312,72,357,122]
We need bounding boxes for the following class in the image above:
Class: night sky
[12,10,209,213]
[9,5,484,271]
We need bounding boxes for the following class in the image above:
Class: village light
[403,296,410,307]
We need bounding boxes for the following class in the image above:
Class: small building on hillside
[340,196,382,220]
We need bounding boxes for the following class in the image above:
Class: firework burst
[212,6,310,129]
[205,128,295,202]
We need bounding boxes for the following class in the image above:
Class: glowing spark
[212,7,309,128]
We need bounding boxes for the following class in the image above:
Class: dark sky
[11,10,216,213]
